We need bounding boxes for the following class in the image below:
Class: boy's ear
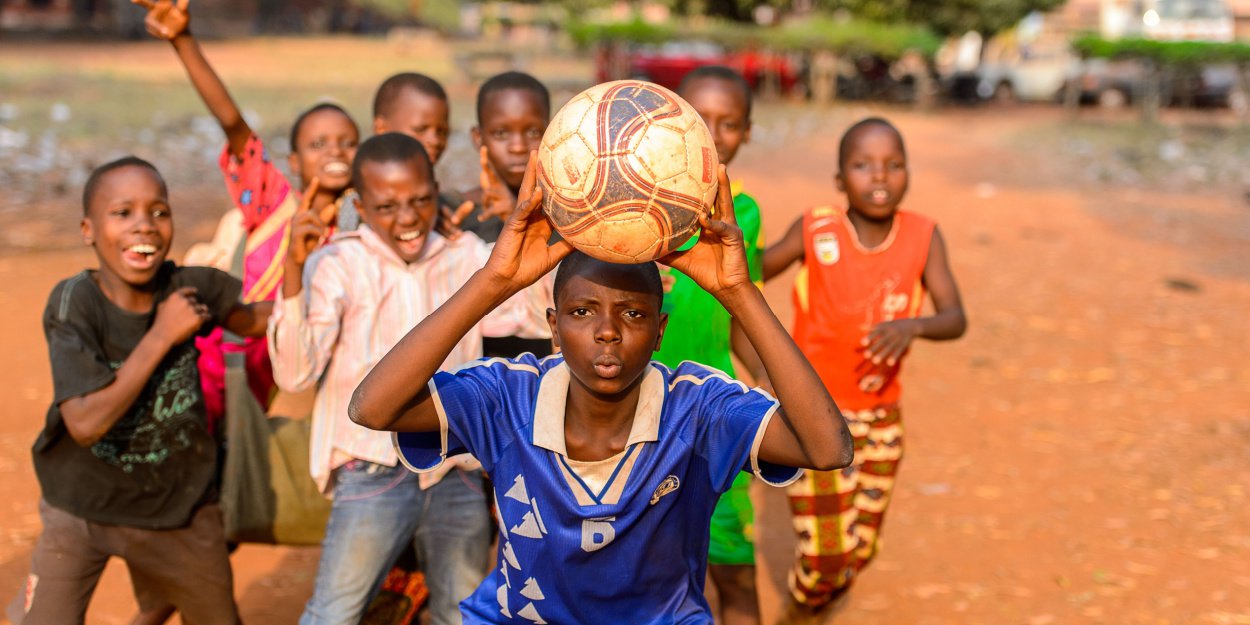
[471,126,482,149]
[834,171,845,192]
[654,312,669,351]
[80,217,94,247]
[373,117,388,135]
[743,120,752,145]
[546,307,560,350]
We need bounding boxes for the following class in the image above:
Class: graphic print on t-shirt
[90,345,204,473]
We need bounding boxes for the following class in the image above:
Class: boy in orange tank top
[762,118,967,618]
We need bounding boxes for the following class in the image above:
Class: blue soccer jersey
[395,354,800,625]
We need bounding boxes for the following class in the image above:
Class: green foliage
[566,16,940,60]
[566,18,677,48]
[835,0,1065,37]
[1071,34,1250,65]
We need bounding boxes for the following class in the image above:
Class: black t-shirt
[34,263,242,529]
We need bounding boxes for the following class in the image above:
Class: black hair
[552,251,663,307]
[373,72,449,119]
[838,117,905,169]
[82,156,166,215]
[289,102,358,152]
[350,132,434,194]
[678,65,753,118]
[476,71,551,126]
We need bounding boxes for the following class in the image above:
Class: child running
[270,133,544,625]
[762,117,967,618]
[349,158,855,625]
[652,66,768,625]
[8,157,271,624]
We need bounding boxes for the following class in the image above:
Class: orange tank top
[792,206,934,409]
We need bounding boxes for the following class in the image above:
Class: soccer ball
[537,80,719,263]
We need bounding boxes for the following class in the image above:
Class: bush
[1072,35,1250,66]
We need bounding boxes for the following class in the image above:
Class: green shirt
[653,188,764,375]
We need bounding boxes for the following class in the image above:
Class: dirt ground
[1,38,1249,625]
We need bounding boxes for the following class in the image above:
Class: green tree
[833,0,1065,37]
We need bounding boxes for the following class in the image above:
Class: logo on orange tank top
[813,233,840,265]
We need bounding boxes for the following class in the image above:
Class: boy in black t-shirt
[7,157,271,625]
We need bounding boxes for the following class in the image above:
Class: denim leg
[414,469,492,625]
[300,462,425,625]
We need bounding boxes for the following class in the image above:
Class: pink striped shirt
[268,226,548,493]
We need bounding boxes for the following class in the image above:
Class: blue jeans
[299,462,491,625]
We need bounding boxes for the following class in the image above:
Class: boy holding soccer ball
[349,157,854,625]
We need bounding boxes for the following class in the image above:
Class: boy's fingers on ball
[131,0,156,9]
[176,0,188,12]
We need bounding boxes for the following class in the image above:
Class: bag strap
[224,231,248,348]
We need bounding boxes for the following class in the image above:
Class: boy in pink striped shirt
[270,133,546,625]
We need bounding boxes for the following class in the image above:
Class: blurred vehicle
[974,46,1076,103]
[1067,58,1238,108]
[595,41,802,94]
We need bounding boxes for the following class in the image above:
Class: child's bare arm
[729,318,770,392]
[221,301,273,338]
[59,288,210,446]
[862,226,967,366]
[761,217,803,281]
[135,0,252,158]
[663,168,852,472]
[349,156,572,433]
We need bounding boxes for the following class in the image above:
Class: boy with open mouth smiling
[269,133,546,625]
[10,157,271,624]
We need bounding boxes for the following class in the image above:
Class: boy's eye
[623,310,644,319]
[491,129,509,140]
[525,128,543,139]
[310,139,326,150]
[888,161,904,171]
[376,203,395,213]
[570,307,590,317]
[112,208,130,218]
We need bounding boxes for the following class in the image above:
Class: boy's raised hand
[288,177,327,267]
[436,200,476,240]
[132,0,189,40]
[478,146,516,221]
[659,165,751,298]
[153,286,212,346]
[485,152,572,289]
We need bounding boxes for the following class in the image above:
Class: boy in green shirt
[652,66,769,625]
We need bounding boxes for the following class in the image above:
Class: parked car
[1067,58,1239,108]
[596,41,802,94]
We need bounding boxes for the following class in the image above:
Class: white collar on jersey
[531,362,664,456]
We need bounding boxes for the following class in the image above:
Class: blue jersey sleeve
[394,356,542,475]
[681,364,802,492]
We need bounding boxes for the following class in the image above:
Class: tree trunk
[1139,59,1161,124]
[1063,60,1082,114]
[810,49,838,105]
[1233,62,1249,125]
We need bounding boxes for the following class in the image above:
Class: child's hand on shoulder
[132,0,189,40]
[659,165,751,299]
[862,319,921,366]
[288,178,328,267]
[153,286,211,346]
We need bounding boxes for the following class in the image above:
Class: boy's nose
[594,320,622,344]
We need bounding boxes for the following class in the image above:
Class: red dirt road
[1,106,1248,625]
